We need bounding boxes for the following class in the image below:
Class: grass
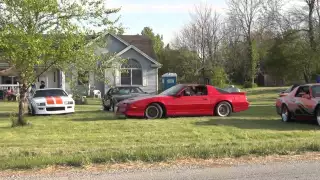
[0,87,319,170]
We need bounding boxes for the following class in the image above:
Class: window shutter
[142,70,148,86]
[115,69,121,86]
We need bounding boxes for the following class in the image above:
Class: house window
[120,59,142,86]
[78,71,89,85]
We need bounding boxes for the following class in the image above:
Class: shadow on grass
[195,118,319,131]
[71,111,122,121]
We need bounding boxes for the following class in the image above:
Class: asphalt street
[2,160,320,180]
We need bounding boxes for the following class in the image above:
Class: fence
[0,83,20,94]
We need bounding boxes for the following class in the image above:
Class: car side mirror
[68,94,73,98]
[175,93,182,98]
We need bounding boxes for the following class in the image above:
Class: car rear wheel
[145,103,163,119]
[281,105,292,122]
[316,106,320,126]
[215,101,232,117]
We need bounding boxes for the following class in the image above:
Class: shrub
[243,81,258,88]
[211,66,228,88]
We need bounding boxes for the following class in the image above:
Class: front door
[167,86,212,116]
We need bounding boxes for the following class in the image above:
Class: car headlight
[36,102,46,106]
[64,101,74,105]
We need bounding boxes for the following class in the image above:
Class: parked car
[114,84,249,119]
[275,83,320,125]
[28,88,75,115]
[102,86,149,111]
[278,84,300,97]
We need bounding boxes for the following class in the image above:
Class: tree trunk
[303,71,310,83]
[17,82,28,126]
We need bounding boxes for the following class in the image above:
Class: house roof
[118,35,157,60]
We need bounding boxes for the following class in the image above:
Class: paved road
[2,160,320,180]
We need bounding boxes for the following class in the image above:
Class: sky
[107,0,227,44]
[107,0,303,45]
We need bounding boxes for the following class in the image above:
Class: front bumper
[114,103,144,118]
[34,105,75,115]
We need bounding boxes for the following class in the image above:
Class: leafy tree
[265,31,306,83]
[141,27,164,57]
[0,0,122,126]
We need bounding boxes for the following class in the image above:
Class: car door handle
[203,98,208,100]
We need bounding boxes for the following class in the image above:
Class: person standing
[40,81,46,89]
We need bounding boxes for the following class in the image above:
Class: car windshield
[112,87,143,94]
[34,89,67,97]
[159,84,184,96]
[312,85,320,97]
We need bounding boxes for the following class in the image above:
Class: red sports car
[276,83,320,125]
[114,84,249,119]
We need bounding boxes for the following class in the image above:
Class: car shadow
[195,118,319,131]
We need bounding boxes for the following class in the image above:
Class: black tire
[315,106,320,126]
[281,104,292,122]
[215,101,232,117]
[145,103,163,119]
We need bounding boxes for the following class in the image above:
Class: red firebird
[276,83,320,125]
[114,84,249,119]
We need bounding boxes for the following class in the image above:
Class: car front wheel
[145,103,163,119]
[281,105,292,122]
[316,106,320,126]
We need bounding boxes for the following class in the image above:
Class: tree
[227,0,264,87]
[141,27,164,57]
[0,0,122,126]
[174,3,223,83]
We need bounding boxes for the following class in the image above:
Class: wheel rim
[317,110,320,125]
[218,104,230,117]
[146,106,159,119]
[281,106,288,122]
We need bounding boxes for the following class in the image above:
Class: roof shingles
[118,35,157,61]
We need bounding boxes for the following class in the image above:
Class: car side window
[195,86,208,96]
[295,86,310,97]
[131,88,140,93]
[181,87,195,96]
[181,86,208,96]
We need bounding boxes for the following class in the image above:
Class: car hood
[121,95,167,103]
[32,96,73,103]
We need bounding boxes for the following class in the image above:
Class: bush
[243,81,258,88]
[211,66,228,88]
[74,96,88,105]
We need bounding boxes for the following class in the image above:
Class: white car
[28,88,75,115]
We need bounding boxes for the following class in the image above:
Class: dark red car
[114,84,249,119]
[276,83,320,125]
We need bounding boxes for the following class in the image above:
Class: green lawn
[1,87,320,170]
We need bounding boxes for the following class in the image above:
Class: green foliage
[265,31,306,83]
[158,47,200,83]
[141,27,164,56]
[211,66,228,88]
[243,81,258,88]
